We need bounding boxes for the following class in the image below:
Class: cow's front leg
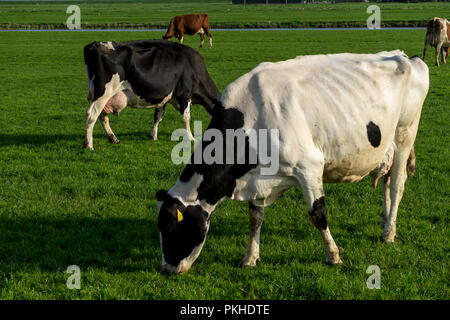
[148,106,166,140]
[99,112,120,144]
[239,202,264,267]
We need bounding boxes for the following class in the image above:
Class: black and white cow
[156,50,429,274]
[83,40,221,149]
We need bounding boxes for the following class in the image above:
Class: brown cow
[163,14,213,48]
[423,17,450,66]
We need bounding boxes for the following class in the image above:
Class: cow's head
[156,190,210,274]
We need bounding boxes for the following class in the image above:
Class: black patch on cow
[179,106,258,205]
[308,197,327,230]
[157,190,209,266]
[366,121,381,148]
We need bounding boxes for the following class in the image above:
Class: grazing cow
[423,17,450,66]
[156,50,429,274]
[83,40,220,150]
[163,14,213,48]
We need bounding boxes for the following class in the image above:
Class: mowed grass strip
[1,1,450,29]
[0,29,448,299]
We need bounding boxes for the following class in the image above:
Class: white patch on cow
[196,27,205,35]
[176,238,207,273]
[169,173,203,205]
[100,41,115,51]
[233,168,298,207]
[120,81,173,109]
[167,173,218,216]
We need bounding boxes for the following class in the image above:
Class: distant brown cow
[163,14,213,48]
[423,17,450,66]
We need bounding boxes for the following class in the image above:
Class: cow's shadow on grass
[0,214,255,274]
[0,216,164,273]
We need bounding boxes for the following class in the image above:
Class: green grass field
[0,27,448,299]
[1,1,450,29]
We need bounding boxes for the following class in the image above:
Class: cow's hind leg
[199,33,205,48]
[382,146,415,228]
[239,202,264,267]
[442,47,449,64]
[381,176,391,228]
[148,106,166,141]
[85,98,110,150]
[205,26,212,48]
[298,169,343,265]
[308,196,343,265]
[176,96,195,141]
[381,130,417,243]
[422,39,429,62]
[435,43,443,66]
[99,112,120,144]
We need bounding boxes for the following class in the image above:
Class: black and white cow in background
[156,50,429,274]
[83,40,221,150]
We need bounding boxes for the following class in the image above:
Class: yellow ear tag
[177,209,183,223]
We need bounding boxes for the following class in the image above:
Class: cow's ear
[156,189,168,201]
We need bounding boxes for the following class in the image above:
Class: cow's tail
[163,18,175,40]
[423,18,439,60]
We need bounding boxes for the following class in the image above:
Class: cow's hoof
[325,249,343,266]
[109,136,120,144]
[325,258,343,266]
[380,234,396,243]
[83,143,94,150]
[381,227,397,243]
[238,256,261,268]
[147,133,158,141]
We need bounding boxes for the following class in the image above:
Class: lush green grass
[0,29,448,299]
[1,1,450,29]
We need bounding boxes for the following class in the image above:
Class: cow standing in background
[163,14,213,48]
[156,51,429,274]
[83,40,220,150]
[423,17,450,66]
